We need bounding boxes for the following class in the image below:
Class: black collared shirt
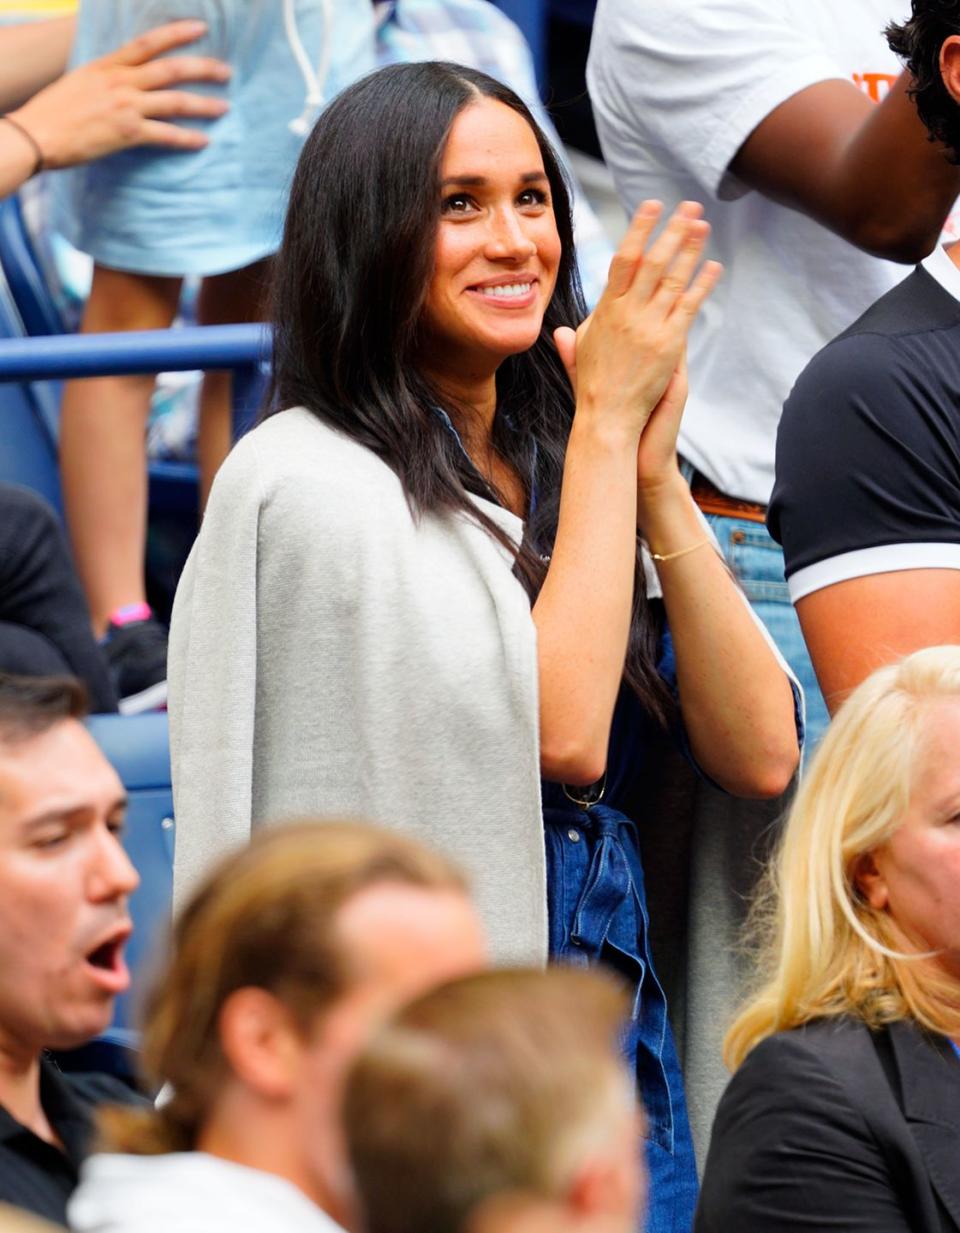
[0,1059,136,1225]
[770,264,960,599]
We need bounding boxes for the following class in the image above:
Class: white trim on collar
[921,242,960,304]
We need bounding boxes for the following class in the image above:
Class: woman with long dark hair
[168,61,801,1231]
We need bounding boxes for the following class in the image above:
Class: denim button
[567,828,581,843]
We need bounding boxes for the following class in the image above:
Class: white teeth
[475,282,533,299]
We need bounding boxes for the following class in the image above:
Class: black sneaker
[103,617,168,715]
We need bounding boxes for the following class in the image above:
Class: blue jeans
[545,803,699,1233]
[701,513,829,752]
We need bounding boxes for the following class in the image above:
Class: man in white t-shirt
[587,0,960,746]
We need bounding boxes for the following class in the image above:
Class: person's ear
[939,36,960,108]
[567,1159,611,1219]
[566,1155,638,1231]
[565,1103,645,1231]
[853,851,889,912]
[218,987,303,1099]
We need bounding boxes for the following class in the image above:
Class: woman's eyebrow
[440,170,548,188]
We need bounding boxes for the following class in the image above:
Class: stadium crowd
[0,2,958,1233]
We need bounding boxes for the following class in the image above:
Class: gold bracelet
[650,538,710,563]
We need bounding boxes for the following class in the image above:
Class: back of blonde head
[101,820,466,1154]
[726,645,960,1070]
[344,967,634,1233]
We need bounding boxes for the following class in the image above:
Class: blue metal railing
[0,322,270,382]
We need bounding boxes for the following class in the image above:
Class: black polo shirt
[769,247,960,602]
[0,1059,136,1225]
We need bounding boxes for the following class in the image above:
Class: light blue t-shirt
[53,1,376,276]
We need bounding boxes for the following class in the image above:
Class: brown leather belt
[689,470,767,524]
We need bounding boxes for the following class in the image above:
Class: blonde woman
[696,645,960,1233]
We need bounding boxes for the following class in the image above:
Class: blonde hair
[726,645,960,1070]
[343,967,633,1233]
[101,820,466,1154]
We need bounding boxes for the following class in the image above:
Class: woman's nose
[485,208,537,260]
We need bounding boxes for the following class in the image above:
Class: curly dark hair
[887,1,960,161]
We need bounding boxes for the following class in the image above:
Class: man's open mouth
[86,937,121,970]
[83,925,132,992]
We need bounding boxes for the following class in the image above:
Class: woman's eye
[441,194,476,215]
[518,188,549,208]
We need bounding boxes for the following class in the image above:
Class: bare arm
[0,122,40,199]
[0,20,230,199]
[0,16,75,112]
[731,72,960,263]
[535,200,798,793]
[533,418,639,785]
[797,570,960,713]
[534,202,720,784]
[637,471,799,798]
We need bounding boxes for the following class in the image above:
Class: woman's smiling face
[420,97,562,374]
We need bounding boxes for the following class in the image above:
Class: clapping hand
[553,200,720,488]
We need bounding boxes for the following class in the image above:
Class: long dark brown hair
[266,61,672,724]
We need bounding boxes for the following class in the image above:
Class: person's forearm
[637,473,799,798]
[0,17,75,113]
[733,73,960,263]
[0,117,39,197]
[832,73,960,261]
[533,417,638,785]
[534,201,717,784]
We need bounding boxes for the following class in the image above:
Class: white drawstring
[283,0,334,137]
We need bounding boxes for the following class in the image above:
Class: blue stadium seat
[0,196,63,337]
[53,712,174,1081]
[0,274,62,511]
[89,712,175,1042]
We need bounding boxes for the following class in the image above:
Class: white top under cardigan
[168,406,546,962]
